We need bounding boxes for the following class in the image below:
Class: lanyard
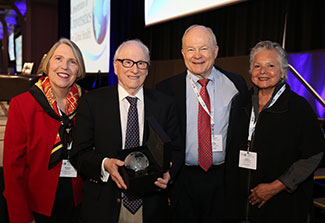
[189,74,217,148]
[189,74,215,125]
[248,85,286,144]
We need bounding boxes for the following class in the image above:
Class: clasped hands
[248,179,286,208]
[104,158,171,190]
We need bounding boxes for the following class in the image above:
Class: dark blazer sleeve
[70,86,122,182]
[70,94,105,181]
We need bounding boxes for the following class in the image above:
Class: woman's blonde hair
[41,38,86,80]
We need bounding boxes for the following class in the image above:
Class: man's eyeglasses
[116,59,150,70]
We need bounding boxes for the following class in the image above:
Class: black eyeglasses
[116,59,150,70]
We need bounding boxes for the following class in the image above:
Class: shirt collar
[118,84,144,102]
[187,67,217,84]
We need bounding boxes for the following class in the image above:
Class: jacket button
[116,198,121,203]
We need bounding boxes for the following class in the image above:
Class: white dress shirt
[101,84,145,181]
[185,67,238,165]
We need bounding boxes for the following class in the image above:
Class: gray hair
[249,40,288,80]
[113,39,150,63]
[182,24,217,49]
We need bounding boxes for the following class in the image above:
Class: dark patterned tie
[197,79,213,172]
[122,96,143,214]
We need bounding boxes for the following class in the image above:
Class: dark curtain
[59,0,325,87]
[58,0,70,39]
[108,0,325,60]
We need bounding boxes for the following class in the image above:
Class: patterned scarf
[34,76,82,169]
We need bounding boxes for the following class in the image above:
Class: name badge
[60,159,77,178]
[238,150,257,170]
[212,134,223,152]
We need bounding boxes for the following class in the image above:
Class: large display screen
[8,32,15,61]
[145,0,245,26]
[15,35,22,72]
[71,0,110,73]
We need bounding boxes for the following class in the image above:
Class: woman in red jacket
[3,38,86,223]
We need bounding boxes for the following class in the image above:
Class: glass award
[124,151,149,176]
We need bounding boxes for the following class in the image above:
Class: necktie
[197,79,213,172]
[122,96,143,214]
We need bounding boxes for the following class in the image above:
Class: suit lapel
[105,85,123,154]
[143,88,153,143]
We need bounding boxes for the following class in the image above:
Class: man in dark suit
[156,25,248,223]
[70,39,182,223]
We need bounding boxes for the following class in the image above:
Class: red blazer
[3,91,83,223]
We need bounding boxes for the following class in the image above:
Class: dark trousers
[170,165,225,223]
[33,177,79,223]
